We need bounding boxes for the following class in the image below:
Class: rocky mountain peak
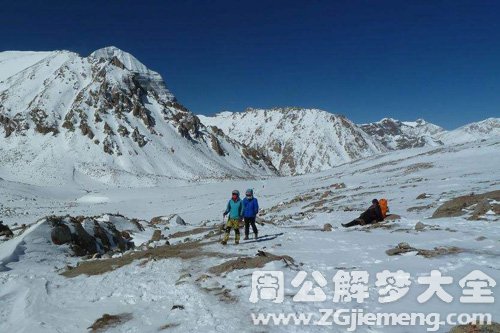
[199,108,384,175]
[0,49,277,185]
[360,118,445,150]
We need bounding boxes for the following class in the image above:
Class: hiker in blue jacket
[242,188,259,240]
[222,190,244,245]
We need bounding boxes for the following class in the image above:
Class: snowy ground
[0,139,499,332]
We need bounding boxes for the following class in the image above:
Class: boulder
[47,215,135,257]
[432,190,500,219]
[322,223,333,232]
[151,230,162,242]
[415,221,425,231]
[469,199,492,220]
[150,214,187,226]
[173,215,187,226]
[51,224,72,245]
[0,222,14,238]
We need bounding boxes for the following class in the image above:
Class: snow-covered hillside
[361,117,500,149]
[0,138,499,332]
[0,47,276,186]
[360,118,445,150]
[199,107,385,175]
[437,118,500,144]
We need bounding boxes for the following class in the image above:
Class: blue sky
[1,0,499,128]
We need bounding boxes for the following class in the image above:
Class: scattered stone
[386,242,463,258]
[418,246,462,258]
[215,288,238,303]
[173,215,187,226]
[151,230,162,242]
[322,223,333,232]
[415,221,425,231]
[476,236,487,241]
[407,204,433,212]
[469,199,493,220]
[386,242,415,256]
[448,322,500,333]
[0,221,14,239]
[88,313,132,332]
[416,193,429,199]
[150,214,187,226]
[209,250,296,275]
[176,273,192,285]
[384,214,401,221]
[171,305,185,310]
[432,190,500,219]
[364,222,395,230]
[159,323,180,330]
[195,274,211,282]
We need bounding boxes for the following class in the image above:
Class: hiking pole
[218,215,224,241]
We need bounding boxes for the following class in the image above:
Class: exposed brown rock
[209,250,296,275]
[432,190,500,219]
[210,135,226,156]
[386,242,463,258]
[448,322,500,333]
[88,313,132,332]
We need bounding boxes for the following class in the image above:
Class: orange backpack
[379,198,389,218]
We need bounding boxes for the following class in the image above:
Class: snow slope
[1,138,498,332]
[0,47,276,186]
[199,107,385,175]
[437,118,500,144]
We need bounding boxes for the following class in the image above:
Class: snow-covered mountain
[361,117,500,149]
[360,118,445,150]
[199,107,385,175]
[0,47,276,186]
[437,117,500,144]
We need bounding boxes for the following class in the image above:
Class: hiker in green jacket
[222,190,244,245]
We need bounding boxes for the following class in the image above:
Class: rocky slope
[360,118,445,150]
[199,107,385,175]
[436,117,500,144]
[0,47,276,185]
[361,117,500,149]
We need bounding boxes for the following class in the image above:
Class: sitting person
[342,199,385,228]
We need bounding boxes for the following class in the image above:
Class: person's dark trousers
[244,217,258,237]
[342,219,363,228]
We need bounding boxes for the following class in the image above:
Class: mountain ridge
[199,107,386,176]
[0,47,276,186]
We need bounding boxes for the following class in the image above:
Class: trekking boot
[235,240,239,245]
[243,235,249,240]
[254,232,258,239]
[221,240,227,245]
